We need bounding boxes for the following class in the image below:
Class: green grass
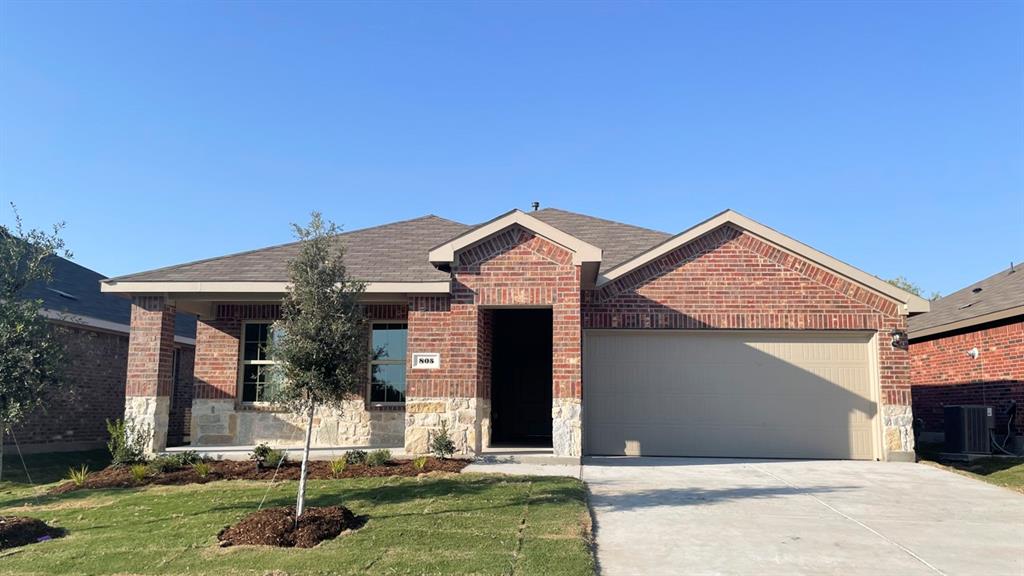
[918,443,1024,494]
[0,448,111,486]
[0,469,593,575]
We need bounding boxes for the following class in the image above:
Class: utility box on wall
[944,405,995,454]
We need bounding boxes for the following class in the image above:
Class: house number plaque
[412,353,441,370]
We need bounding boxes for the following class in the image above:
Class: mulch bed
[49,457,468,495]
[217,505,365,548]
[0,516,66,550]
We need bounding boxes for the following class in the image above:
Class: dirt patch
[217,505,365,548]
[49,458,468,495]
[0,516,66,550]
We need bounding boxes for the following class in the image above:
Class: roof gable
[428,209,603,266]
[598,209,929,315]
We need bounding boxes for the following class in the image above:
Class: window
[370,323,407,404]
[240,322,280,403]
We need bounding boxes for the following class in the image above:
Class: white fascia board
[597,209,930,315]
[100,280,450,295]
[40,308,196,345]
[428,209,603,265]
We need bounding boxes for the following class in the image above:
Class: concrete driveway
[583,458,1024,576]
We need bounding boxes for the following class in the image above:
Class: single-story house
[10,255,196,453]
[101,208,929,462]
[909,262,1023,442]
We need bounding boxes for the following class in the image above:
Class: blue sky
[1,2,1021,296]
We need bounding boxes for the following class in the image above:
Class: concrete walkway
[584,457,1024,576]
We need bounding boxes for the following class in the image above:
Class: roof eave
[100,280,452,295]
[909,305,1024,340]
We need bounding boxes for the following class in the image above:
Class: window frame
[367,320,408,407]
[237,320,280,406]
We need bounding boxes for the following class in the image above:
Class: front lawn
[917,442,1024,494]
[0,470,593,575]
[922,456,1024,494]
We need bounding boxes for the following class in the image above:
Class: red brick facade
[192,302,408,403]
[123,215,917,458]
[584,225,910,407]
[8,323,194,452]
[910,319,1024,435]
[408,226,582,401]
[126,296,177,398]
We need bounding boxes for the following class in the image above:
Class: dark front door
[491,309,553,445]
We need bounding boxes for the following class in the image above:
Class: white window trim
[238,320,279,405]
[368,320,408,407]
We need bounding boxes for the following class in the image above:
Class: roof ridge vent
[972,287,983,294]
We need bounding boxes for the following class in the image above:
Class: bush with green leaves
[412,456,428,471]
[171,450,201,467]
[147,455,179,474]
[66,464,89,486]
[130,464,149,483]
[367,449,391,467]
[264,449,288,468]
[105,418,150,466]
[249,443,272,468]
[192,461,211,478]
[430,420,456,460]
[344,449,367,465]
[329,459,346,478]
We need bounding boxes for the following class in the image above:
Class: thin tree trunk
[0,421,5,484]
[295,403,316,524]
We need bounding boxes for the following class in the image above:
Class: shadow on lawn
[205,475,586,520]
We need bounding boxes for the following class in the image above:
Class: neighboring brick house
[909,263,1023,442]
[102,208,929,462]
[7,256,197,452]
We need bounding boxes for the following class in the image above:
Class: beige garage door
[584,331,879,460]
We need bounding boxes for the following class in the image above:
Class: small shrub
[367,449,391,467]
[264,449,288,468]
[171,450,201,467]
[344,450,367,465]
[106,418,150,466]
[66,465,90,486]
[412,456,428,471]
[147,455,179,474]
[192,461,211,478]
[329,459,347,478]
[130,464,149,483]
[430,420,456,460]
[249,443,272,468]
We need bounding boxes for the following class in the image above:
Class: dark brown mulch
[0,516,66,550]
[217,505,365,548]
[49,457,468,495]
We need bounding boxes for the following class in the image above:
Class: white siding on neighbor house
[583,330,880,460]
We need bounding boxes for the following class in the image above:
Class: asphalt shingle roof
[108,208,673,284]
[24,256,196,338]
[111,215,470,283]
[530,208,671,272]
[908,261,1024,336]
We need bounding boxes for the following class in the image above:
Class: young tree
[0,206,69,481]
[270,212,367,520]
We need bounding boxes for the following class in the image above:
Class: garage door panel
[584,331,878,460]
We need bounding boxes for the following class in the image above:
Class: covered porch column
[125,295,177,454]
